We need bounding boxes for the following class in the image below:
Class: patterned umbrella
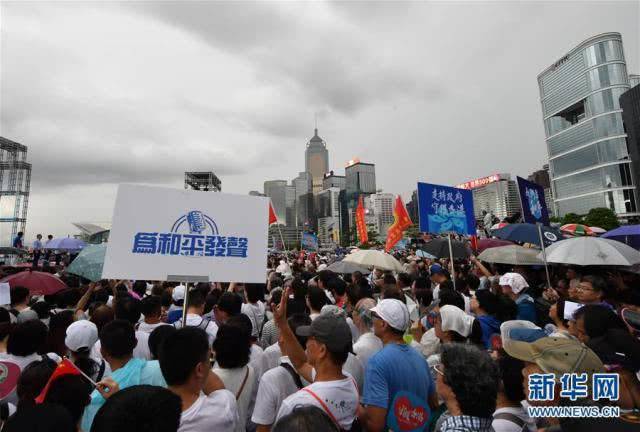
[560,224,594,237]
[66,244,106,282]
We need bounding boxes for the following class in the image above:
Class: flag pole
[448,233,456,290]
[181,282,189,327]
[537,223,552,290]
[276,223,288,255]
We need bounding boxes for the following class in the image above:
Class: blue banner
[301,232,318,251]
[417,182,476,235]
[516,176,550,226]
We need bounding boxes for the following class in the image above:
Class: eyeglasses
[577,285,595,292]
[433,363,445,377]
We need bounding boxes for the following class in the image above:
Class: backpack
[493,412,527,432]
[173,317,211,331]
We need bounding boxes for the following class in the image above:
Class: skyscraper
[538,32,638,218]
[370,193,395,237]
[305,129,329,194]
[621,84,640,203]
[263,180,287,223]
[345,161,376,197]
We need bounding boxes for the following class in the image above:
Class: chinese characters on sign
[132,233,248,258]
[528,373,619,402]
[455,174,501,190]
[417,182,476,235]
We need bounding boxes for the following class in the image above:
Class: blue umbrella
[43,237,87,251]
[602,225,640,250]
[416,249,436,259]
[492,223,563,247]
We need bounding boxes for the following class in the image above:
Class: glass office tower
[538,32,638,218]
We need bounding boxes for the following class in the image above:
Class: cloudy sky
[1,1,639,239]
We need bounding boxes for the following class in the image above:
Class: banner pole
[537,223,552,290]
[276,223,288,255]
[448,233,456,290]
[181,281,189,327]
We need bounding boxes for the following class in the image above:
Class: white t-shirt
[212,365,258,432]
[276,376,359,430]
[174,314,219,346]
[492,406,537,432]
[249,344,266,382]
[178,390,239,432]
[353,332,383,368]
[136,321,169,334]
[261,343,282,373]
[241,302,266,338]
[344,353,364,393]
[251,357,308,426]
[347,317,360,344]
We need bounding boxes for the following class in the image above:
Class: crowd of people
[0,247,639,431]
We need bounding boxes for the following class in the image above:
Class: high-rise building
[527,164,555,217]
[322,171,346,190]
[370,193,395,237]
[0,137,31,247]
[630,74,640,88]
[538,32,638,218]
[249,191,265,197]
[456,174,520,221]
[305,129,329,194]
[406,190,419,225]
[263,180,287,223]
[285,185,296,227]
[621,84,640,206]
[316,187,341,247]
[345,161,376,197]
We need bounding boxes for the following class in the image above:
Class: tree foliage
[562,213,583,225]
[583,207,620,231]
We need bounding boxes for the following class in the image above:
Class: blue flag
[516,176,550,226]
[417,182,476,235]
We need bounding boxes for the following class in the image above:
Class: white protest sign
[102,184,269,283]
[0,283,10,305]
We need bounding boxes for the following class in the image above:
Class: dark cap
[295,314,354,355]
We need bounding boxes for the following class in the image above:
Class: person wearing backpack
[252,313,311,431]
[241,283,266,341]
[273,288,359,431]
[173,290,218,346]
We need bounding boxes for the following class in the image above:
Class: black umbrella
[420,237,470,259]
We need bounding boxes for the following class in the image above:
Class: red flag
[268,201,278,225]
[385,196,413,252]
[355,195,368,245]
[35,359,81,404]
[470,235,478,252]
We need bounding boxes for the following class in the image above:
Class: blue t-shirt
[362,343,435,426]
[515,294,537,324]
[166,309,183,324]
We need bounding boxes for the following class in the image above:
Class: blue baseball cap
[430,264,445,275]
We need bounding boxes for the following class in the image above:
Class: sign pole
[181,282,189,327]
[448,233,456,290]
[537,223,552,290]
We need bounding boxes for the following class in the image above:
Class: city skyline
[1,2,638,238]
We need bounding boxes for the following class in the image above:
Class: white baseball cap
[499,273,529,295]
[370,299,410,332]
[172,285,186,302]
[65,320,99,352]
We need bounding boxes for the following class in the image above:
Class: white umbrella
[342,249,404,272]
[539,237,640,266]
[589,226,607,234]
[477,245,544,266]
